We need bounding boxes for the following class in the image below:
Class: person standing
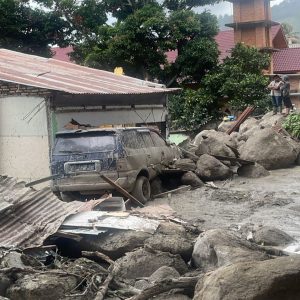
[281,75,293,116]
[268,75,283,115]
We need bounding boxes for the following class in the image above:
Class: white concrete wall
[0,96,50,183]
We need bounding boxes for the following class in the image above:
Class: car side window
[122,130,144,149]
[150,131,166,147]
[140,132,154,147]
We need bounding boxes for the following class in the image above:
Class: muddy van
[51,127,180,202]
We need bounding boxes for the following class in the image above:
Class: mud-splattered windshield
[53,133,116,154]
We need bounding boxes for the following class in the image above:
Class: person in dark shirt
[281,75,293,116]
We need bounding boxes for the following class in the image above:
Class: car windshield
[53,133,116,154]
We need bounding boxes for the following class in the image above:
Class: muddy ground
[151,166,300,241]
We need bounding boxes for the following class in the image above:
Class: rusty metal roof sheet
[0,49,178,95]
[0,175,103,249]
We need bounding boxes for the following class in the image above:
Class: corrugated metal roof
[0,49,177,95]
[273,47,300,73]
[0,175,104,249]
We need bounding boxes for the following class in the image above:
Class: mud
[151,166,300,241]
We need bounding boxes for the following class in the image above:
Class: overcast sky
[197,0,285,16]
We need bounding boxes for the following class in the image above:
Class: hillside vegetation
[218,0,300,33]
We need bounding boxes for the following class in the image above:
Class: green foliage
[203,43,271,111]
[163,0,222,11]
[169,88,219,130]
[0,0,71,57]
[283,113,300,139]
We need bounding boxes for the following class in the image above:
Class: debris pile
[1,175,300,299]
[174,112,300,186]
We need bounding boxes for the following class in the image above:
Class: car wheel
[132,176,151,204]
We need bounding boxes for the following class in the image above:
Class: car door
[137,129,160,178]
[150,130,174,167]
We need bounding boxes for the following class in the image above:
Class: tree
[0,0,72,57]
[203,43,271,111]
[71,2,220,83]
[169,43,271,131]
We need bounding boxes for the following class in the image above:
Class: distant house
[0,49,177,182]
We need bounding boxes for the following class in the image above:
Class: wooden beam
[100,175,144,207]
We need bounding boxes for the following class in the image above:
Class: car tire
[132,176,151,204]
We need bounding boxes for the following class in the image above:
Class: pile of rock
[1,217,299,300]
[176,112,300,186]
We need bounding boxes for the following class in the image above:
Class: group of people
[268,74,293,116]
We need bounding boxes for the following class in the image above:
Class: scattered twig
[82,251,114,265]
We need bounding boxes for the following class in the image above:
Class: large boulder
[239,128,298,169]
[217,121,236,133]
[175,159,197,172]
[259,111,286,128]
[195,154,233,181]
[195,137,236,158]
[192,229,268,272]
[6,273,78,300]
[239,117,259,134]
[253,226,295,247]
[237,163,270,178]
[115,248,188,280]
[79,230,151,259]
[181,171,204,188]
[193,256,300,300]
[193,130,237,149]
[145,234,194,262]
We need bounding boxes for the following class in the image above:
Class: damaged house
[0,49,177,182]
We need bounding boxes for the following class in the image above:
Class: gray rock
[253,226,295,246]
[192,229,268,272]
[237,163,270,178]
[195,137,236,158]
[217,121,236,132]
[145,234,194,262]
[239,117,259,134]
[193,130,237,149]
[0,275,11,297]
[175,159,197,172]
[239,128,298,169]
[259,111,286,128]
[195,154,233,181]
[134,279,151,290]
[115,249,188,280]
[149,266,180,282]
[181,171,204,188]
[193,256,300,300]
[6,273,78,300]
[79,230,151,259]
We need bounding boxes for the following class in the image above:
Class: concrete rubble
[0,111,300,299]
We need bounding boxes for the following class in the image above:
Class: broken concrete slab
[174,159,197,172]
[193,256,300,300]
[149,266,180,282]
[192,229,268,272]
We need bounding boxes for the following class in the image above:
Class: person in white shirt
[267,75,284,115]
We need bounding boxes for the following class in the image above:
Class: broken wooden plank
[226,106,255,135]
[211,155,255,165]
[100,175,144,207]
